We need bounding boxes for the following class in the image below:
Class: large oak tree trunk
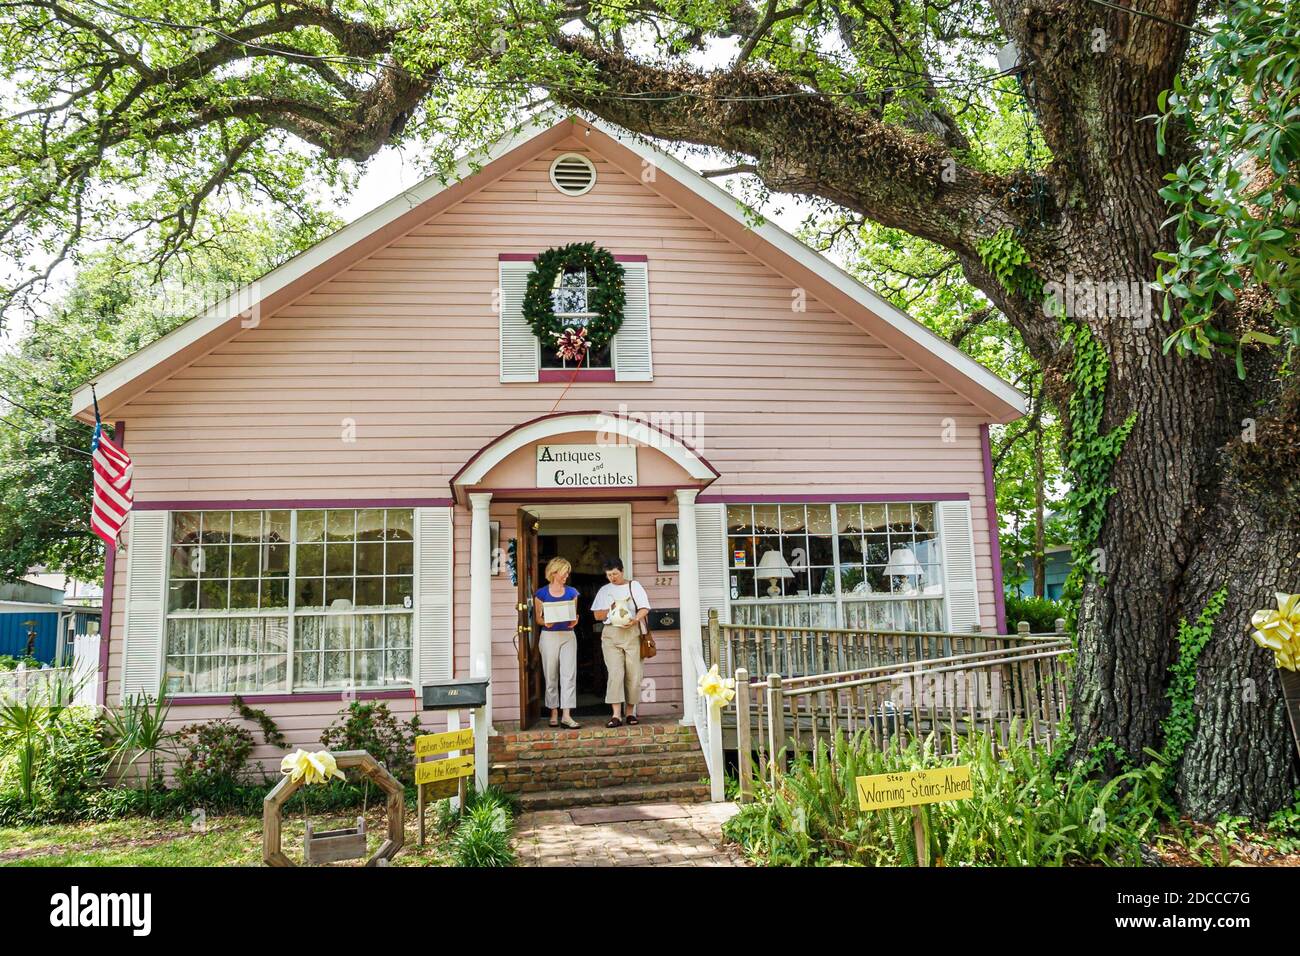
[1068,322,1300,817]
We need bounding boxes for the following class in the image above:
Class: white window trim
[724,501,949,629]
[161,508,418,697]
[521,503,633,578]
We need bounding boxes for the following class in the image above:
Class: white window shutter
[613,262,652,381]
[499,261,539,382]
[937,500,981,633]
[695,503,728,626]
[121,511,168,700]
[416,507,454,684]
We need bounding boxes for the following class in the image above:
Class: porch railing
[703,609,1067,682]
[728,638,1072,801]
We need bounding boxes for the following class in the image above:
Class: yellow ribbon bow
[280,749,346,785]
[1250,592,1300,672]
[697,664,736,706]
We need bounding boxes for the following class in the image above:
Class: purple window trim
[980,423,1009,635]
[99,545,114,707]
[169,689,416,707]
[538,368,616,383]
[498,252,649,263]
[98,420,126,706]
[134,497,454,511]
[694,492,971,504]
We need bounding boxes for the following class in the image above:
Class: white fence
[0,632,100,706]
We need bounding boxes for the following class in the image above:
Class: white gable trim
[453,410,718,488]
[71,111,1026,421]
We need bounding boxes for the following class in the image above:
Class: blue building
[1014,545,1071,602]
[0,577,101,665]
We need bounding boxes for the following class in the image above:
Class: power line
[0,388,69,427]
[1083,0,1211,37]
[0,415,93,458]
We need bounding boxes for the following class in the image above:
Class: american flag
[90,417,133,547]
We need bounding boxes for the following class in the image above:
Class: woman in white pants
[534,556,580,729]
[592,557,650,728]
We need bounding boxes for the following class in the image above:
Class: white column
[468,492,495,736]
[675,487,701,726]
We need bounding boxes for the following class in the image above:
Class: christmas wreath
[522,242,625,362]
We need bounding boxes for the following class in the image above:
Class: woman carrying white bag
[591,557,650,728]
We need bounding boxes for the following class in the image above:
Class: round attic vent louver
[549,153,596,196]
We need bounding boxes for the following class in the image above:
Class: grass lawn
[0,804,459,867]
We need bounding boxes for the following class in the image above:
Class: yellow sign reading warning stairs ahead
[855,766,973,811]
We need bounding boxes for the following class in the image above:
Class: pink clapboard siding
[102,131,1002,742]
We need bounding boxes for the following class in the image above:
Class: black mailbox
[651,608,680,630]
[421,677,490,710]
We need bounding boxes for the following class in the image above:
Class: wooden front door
[516,509,543,730]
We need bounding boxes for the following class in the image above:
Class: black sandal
[625,715,639,726]
[606,717,623,728]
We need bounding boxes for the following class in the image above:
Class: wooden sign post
[414,727,476,846]
[855,766,973,867]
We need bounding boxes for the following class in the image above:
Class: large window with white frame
[727,502,946,631]
[164,508,415,695]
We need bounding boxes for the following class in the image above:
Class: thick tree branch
[552,37,1016,262]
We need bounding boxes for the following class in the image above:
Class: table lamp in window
[884,547,923,593]
[755,550,794,597]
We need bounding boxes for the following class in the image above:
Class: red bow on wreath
[554,326,589,365]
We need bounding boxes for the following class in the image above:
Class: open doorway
[534,516,621,717]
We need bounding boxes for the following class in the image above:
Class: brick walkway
[513,801,749,867]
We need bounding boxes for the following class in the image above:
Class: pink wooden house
[71,114,1024,801]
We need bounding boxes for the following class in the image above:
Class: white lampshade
[755,550,794,579]
[884,548,923,577]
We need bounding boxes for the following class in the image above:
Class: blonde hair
[545,557,572,583]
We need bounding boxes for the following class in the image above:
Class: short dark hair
[603,556,624,572]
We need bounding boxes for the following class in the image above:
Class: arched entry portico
[451,411,719,731]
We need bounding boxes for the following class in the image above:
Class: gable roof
[70,112,1026,423]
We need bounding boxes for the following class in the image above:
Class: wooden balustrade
[727,637,1072,801]
[704,609,1065,687]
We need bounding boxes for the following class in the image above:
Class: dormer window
[542,268,612,369]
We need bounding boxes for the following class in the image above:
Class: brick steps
[488,721,710,809]
[491,752,706,792]
[514,780,712,812]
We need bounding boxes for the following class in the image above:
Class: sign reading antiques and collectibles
[536,444,637,489]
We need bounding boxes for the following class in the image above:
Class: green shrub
[320,701,422,783]
[451,787,516,867]
[1003,594,1069,634]
[41,706,114,816]
[0,705,113,823]
[723,729,1172,867]
[174,719,255,798]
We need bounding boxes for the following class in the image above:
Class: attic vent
[549,153,597,196]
